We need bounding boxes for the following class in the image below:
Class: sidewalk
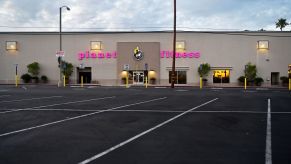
[0,83,290,90]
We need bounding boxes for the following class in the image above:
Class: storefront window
[213,70,230,83]
[169,71,187,84]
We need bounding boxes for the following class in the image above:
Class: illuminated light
[213,70,230,78]
[91,41,102,50]
[6,41,17,50]
[121,71,128,78]
[176,41,185,50]
[257,40,269,50]
[148,70,156,78]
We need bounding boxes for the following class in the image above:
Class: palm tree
[276,18,289,31]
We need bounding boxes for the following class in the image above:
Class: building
[0,31,291,86]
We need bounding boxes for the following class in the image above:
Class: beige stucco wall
[0,32,291,86]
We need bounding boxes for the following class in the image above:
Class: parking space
[0,86,290,164]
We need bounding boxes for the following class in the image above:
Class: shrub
[31,76,39,83]
[121,77,127,84]
[254,77,264,86]
[41,75,48,83]
[280,76,288,84]
[150,77,156,84]
[198,63,211,78]
[238,76,245,84]
[244,62,257,82]
[21,73,32,83]
[61,61,74,77]
[27,62,40,77]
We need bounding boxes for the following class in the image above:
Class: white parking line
[175,89,189,92]
[0,95,11,98]
[18,109,291,114]
[78,98,218,164]
[265,98,272,164]
[0,97,167,137]
[0,96,115,114]
[0,96,63,103]
[210,88,223,90]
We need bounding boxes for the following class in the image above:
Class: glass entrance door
[133,71,144,85]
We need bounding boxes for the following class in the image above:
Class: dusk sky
[0,0,291,32]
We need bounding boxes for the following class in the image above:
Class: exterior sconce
[121,71,128,78]
[6,41,18,50]
[148,70,156,78]
[176,41,186,51]
[90,41,102,50]
[257,40,269,50]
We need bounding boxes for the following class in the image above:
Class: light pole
[171,0,176,88]
[58,6,70,86]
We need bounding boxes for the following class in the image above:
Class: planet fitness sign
[78,50,201,60]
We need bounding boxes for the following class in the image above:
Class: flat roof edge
[1,30,291,34]
[0,31,291,37]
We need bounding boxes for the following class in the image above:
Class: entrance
[133,71,144,85]
[271,72,279,85]
[77,67,92,84]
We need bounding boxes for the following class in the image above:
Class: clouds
[0,0,290,31]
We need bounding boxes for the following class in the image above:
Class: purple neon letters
[160,51,200,58]
[78,51,117,60]
[78,50,201,60]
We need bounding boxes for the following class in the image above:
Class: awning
[166,67,189,70]
[211,67,233,70]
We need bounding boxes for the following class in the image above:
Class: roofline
[0,30,291,37]
[0,30,291,33]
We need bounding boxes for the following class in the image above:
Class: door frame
[133,71,144,85]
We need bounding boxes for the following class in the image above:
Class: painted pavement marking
[0,96,63,103]
[0,96,115,114]
[0,95,11,98]
[78,98,218,164]
[0,97,166,137]
[265,98,272,164]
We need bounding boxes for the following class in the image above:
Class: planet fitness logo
[133,47,143,61]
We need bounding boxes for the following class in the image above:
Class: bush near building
[254,77,264,86]
[61,61,74,84]
[280,76,288,86]
[21,73,32,83]
[41,75,48,83]
[21,62,49,84]
[244,62,257,83]
[238,62,264,86]
[27,62,40,77]
[198,63,211,79]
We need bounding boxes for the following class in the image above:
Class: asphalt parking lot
[0,85,290,164]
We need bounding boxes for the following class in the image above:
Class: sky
[0,0,291,32]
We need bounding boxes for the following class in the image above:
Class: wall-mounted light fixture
[148,70,156,79]
[176,41,185,51]
[121,71,128,78]
[257,40,269,50]
[6,41,18,51]
[90,41,102,50]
